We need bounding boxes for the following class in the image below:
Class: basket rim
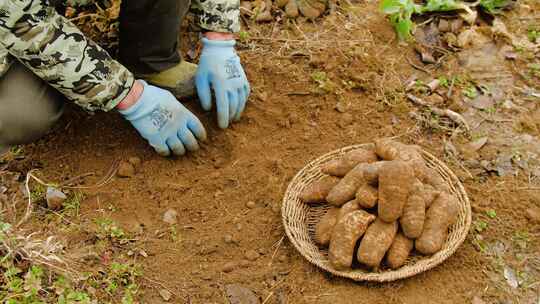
[281,143,472,282]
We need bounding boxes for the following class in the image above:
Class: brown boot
[139,61,198,99]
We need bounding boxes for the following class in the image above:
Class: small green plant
[63,191,84,217]
[486,209,497,219]
[29,184,47,203]
[311,71,336,94]
[474,220,488,232]
[238,31,249,42]
[95,218,127,242]
[438,76,449,88]
[527,28,540,43]
[478,0,510,14]
[463,85,478,99]
[380,0,475,40]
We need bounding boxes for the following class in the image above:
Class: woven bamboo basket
[281,144,472,282]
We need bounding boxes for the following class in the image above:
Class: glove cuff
[118,80,156,121]
[201,37,236,49]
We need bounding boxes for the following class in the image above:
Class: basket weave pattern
[281,144,472,282]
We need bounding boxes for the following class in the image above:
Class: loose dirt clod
[525,207,540,223]
[159,289,172,301]
[162,209,178,225]
[245,249,260,261]
[246,201,256,209]
[117,161,135,177]
[225,284,260,304]
[222,261,238,273]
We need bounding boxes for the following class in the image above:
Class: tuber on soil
[328,210,376,269]
[314,208,339,246]
[357,218,398,268]
[322,149,378,177]
[400,180,426,239]
[415,192,459,255]
[355,184,378,208]
[386,232,414,269]
[300,176,340,203]
[378,160,415,222]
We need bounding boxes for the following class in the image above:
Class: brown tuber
[375,139,428,180]
[326,163,369,206]
[314,208,339,246]
[337,200,360,220]
[386,232,414,269]
[378,160,415,222]
[400,180,426,239]
[300,176,340,203]
[422,184,440,208]
[329,210,376,269]
[357,218,398,268]
[415,192,459,255]
[322,149,378,177]
[423,168,450,193]
[355,184,378,208]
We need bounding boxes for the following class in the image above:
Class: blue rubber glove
[195,38,250,129]
[119,81,206,156]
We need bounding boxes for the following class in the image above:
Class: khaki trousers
[0,63,64,154]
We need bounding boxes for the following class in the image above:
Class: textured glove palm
[119,81,206,156]
[195,38,250,129]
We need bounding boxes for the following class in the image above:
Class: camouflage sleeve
[0,46,13,77]
[190,0,240,33]
[0,0,134,112]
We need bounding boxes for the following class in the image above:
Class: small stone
[159,289,172,301]
[222,261,237,273]
[46,187,67,210]
[139,250,148,258]
[246,201,256,209]
[117,161,135,178]
[162,209,178,225]
[224,234,234,244]
[244,250,260,261]
[128,157,141,167]
[225,284,260,304]
[195,239,202,246]
[335,101,349,113]
[236,223,243,231]
[525,207,540,224]
[285,0,299,18]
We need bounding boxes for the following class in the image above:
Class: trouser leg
[0,63,64,153]
[119,0,192,75]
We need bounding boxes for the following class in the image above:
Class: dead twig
[406,94,470,134]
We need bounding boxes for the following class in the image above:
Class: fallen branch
[406,93,470,134]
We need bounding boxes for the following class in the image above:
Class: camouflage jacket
[0,0,240,112]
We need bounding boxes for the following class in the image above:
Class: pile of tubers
[300,139,459,270]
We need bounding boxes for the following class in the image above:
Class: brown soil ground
[3,0,540,303]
